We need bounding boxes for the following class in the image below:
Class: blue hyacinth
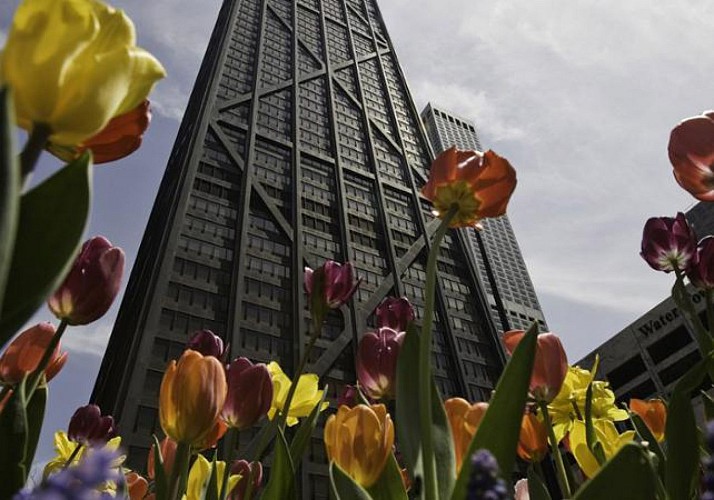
[703,421,714,500]
[467,449,509,500]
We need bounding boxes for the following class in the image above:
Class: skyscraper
[421,103,548,333]
[91,0,504,495]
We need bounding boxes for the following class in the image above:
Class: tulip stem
[538,401,571,498]
[419,205,457,500]
[168,442,191,500]
[219,429,238,500]
[20,123,51,183]
[63,443,82,469]
[26,320,68,400]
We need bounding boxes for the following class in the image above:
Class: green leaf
[451,322,538,500]
[243,417,277,462]
[584,383,606,465]
[0,87,19,316]
[329,462,372,500]
[431,380,456,498]
[24,384,47,469]
[572,443,658,500]
[151,434,168,498]
[527,465,552,500]
[665,355,710,500]
[260,427,296,500]
[289,384,328,466]
[367,453,408,500]
[203,452,219,500]
[0,378,29,497]
[0,152,92,344]
[629,412,665,479]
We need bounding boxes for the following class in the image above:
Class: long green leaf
[289,385,328,465]
[0,152,92,344]
[629,412,665,480]
[204,452,219,500]
[260,427,296,500]
[367,453,408,500]
[665,355,710,500]
[24,384,47,469]
[431,380,456,498]
[0,87,19,316]
[573,443,658,500]
[329,462,372,500]
[451,322,538,500]
[0,378,29,497]
[151,434,168,498]
[584,383,606,465]
[527,465,552,500]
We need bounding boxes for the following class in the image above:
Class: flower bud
[186,329,225,359]
[48,236,125,325]
[337,385,359,408]
[159,349,227,446]
[630,398,667,442]
[640,213,697,273]
[375,297,414,332]
[324,404,395,487]
[668,111,714,201]
[356,327,405,400]
[503,330,568,403]
[304,261,361,320]
[68,404,117,446]
[230,460,263,500]
[517,412,548,462]
[147,436,177,480]
[0,322,67,385]
[125,471,149,500]
[221,357,273,430]
[444,398,488,472]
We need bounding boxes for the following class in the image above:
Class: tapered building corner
[92,0,504,495]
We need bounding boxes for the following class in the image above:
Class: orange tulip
[159,349,227,446]
[324,404,394,487]
[444,398,488,471]
[421,147,516,228]
[0,322,68,385]
[193,418,228,451]
[125,471,149,500]
[517,412,548,462]
[630,398,667,442]
[147,436,177,480]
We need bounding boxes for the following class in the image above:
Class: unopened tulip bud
[186,329,225,359]
[125,471,149,500]
[356,327,405,400]
[640,213,697,273]
[221,357,273,430]
[445,398,488,472]
[304,261,361,322]
[517,412,548,462]
[375,297,414,332]
[630,398,667,442]
[48,236,125,325]
[230,460,263,500]
[0,322,68,385]
[68,404,117,446]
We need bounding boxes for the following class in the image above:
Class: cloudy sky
[2,0,713,468]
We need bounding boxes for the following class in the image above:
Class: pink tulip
[221,357,273,430]
[356,327,405,400]
[375,297,414,332]
[304,261,361,321]
[186,329,225,360]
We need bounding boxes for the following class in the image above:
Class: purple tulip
[337,385,359,408]
[186,329,225,359]
[304,261,361,323]
[356,327,405,400]
[67,404,117,446]
[640,213,697,273]
[48,236,125,325]
[375,297,415,332]
[230,460,263,500]
[221,357,273,430]
[687,236,714,289]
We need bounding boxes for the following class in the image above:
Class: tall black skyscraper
[92,0,504,495]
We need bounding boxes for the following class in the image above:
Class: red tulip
[186,329,225,360]
[67,404,117,446]
[687,236,714,289]
[640,213,697,273]
[0,322,67,385]
[356,327,405,400]
[668,111,714,201]
[503,330,568,403]
[375,297,414,332]
[304,261,361,322]
[221,357,273,430]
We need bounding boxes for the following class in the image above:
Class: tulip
[230,460,263,500]
[0,322,67,385]
[324,404,395,488]
[569,419,635,478]
[356,327,405,400]
[444,398,488,472]
[186,329,225,359]
[267,361,328,427]
[630,398,667,442]
[186,454,240,500]
[304,261,361,322]
[48,100,151,164]
[125,471,149,500]
[1,0,165,146]
[222,357,273,429]
[337,385,359,408]
[640,213,698,273]
[517,412,548,462]
[193,418,228,451]
[43,430,122,477]
[375,296,414,332]
[67,404,117,446]
[421,147,517,228]
[147,436,177,480]
[503,330,568,403]
[159,349,227,446]
[687,236,714,289]
[668,111,714,201]
[514,479,530,500]
[48,236,125,325]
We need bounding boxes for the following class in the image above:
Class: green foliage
[629,412,665,479]
[260,427,296,500]
[23,384,46,474]
[367,453,408,500]
[0,87,19,317]
[0,377,29,497]
[329,462,372,500]
[204,453,219,500]
[151,435,168,498]
[527,465,551,500]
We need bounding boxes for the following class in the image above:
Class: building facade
[91,0,504,495]
[421,103,548,333]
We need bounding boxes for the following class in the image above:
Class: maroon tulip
[337,385,359,408]
[186,329,225,359]
[668,111,714,201]
[356,327,405,400]
[688,236,714,289]
[375,297,414,332]
[304,261,361,321]
[48,236,125,325]
[640,213,697,273]
[221,357,273,430]
[230,460,263,500]
[67,404,117,446]
[503,330,568,403]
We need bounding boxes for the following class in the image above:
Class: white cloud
[61,321,112,358]
[152,81,190,121]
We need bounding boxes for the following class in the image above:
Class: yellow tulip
[183,454,240,500]
[569,420,635,478]
[324,404,395,488]
[159,349,227,446]
[266,361,328,427]
[1,0,165,146]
